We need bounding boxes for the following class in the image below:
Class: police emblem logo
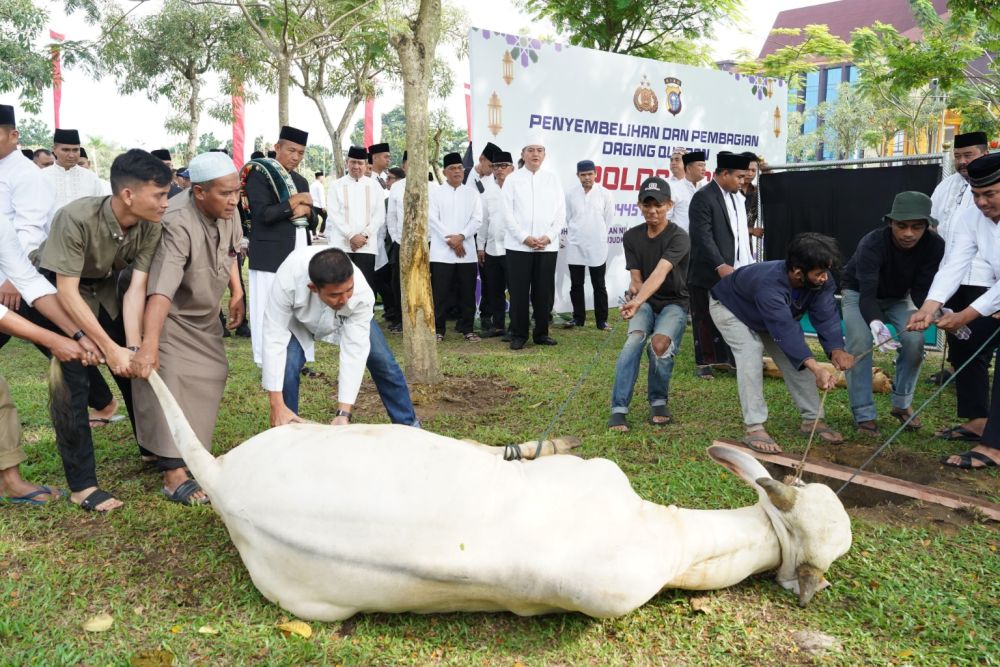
[664,77,683,116]
[632,75,659,114]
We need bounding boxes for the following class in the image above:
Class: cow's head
[707,444,852,607]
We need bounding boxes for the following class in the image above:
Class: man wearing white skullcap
[129,151,246,505]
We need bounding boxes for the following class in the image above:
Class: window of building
[825,67,843,106]
[892,131,905,155]
[803,71,820,134]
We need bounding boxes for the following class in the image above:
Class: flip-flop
[4,485,63,506]
[799,423,845,444]
[162,479,210,506]
[890,408,922,430]
[935,425,982,442]
[89,414,126,428]
[742,430,782,454]
[940,450,998,470]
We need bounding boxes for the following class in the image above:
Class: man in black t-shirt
[608,177,690,432]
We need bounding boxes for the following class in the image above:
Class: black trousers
[375,250,400,327]
[568,263,608,327]
[431,262,477,335]
[389,243,403,327]
[478,258,492,322]
[946,285,1000,419]
[348,253,377,293]
[482,253,508,332]
[505,250,557,342]
[980,349,1000,450]
[690,285,733,368]
[0,302,115,412]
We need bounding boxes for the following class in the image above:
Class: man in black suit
[687,151,753,379]
[245,125,315,366]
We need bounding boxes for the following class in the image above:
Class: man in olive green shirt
[32,148,171,512]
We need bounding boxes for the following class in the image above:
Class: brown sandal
[890,408,922,430]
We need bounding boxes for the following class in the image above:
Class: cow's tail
[145,370,221,493]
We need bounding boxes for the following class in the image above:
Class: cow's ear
[707,444,772,488]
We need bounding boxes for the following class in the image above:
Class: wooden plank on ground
[712,439,1000,522]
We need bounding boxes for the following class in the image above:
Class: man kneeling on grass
[607,177,690,433]
[709,233,855,453]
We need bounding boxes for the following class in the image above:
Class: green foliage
[14,116,51,148]
[350,104,467,167]
[736,24,851,101]
[517,0,741,61]
[0,0,50,112]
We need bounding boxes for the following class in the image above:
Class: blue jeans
[842,289,925,423]
[283,320,419,425]
[610,303,687,413]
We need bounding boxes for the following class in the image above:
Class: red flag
[464,82,472,141]
[363,96,375,148]
[232,84,245,169]
[49,30,65,129]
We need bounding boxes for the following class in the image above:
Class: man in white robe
[326,145,385,291]
[563,159,613,330]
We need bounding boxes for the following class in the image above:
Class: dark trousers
[375,252,400,327]
[478,259,492,322]
[568,263,608,327]
[46,307,137,491]
[390,244,403,327]
[946,285,1000,419]
[980,349,1000,450]
[431,262,477,335]
[348,253,377,293]
[690,285,733,368]
[506,250,557,342]
[482,253,508,332]
[0,303,115,412]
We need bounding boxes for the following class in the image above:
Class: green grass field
[1,314,997,666]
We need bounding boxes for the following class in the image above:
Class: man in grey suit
[687,151,753,379]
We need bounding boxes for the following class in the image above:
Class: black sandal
[940,450,998,470]
[649,404,672,425]
[162,479,210,506]
[607,413,629,432]
[77,488,119,512]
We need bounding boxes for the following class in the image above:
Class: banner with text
[468,27,788,311]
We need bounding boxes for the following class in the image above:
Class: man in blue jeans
[262,246,419,427]
[841,192,944,437]
[608,177,690,432]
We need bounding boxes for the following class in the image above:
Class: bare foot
[70,486,123,512]
[89,398,119,422]
[163,468,208,503]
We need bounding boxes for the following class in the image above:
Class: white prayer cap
[188,151,237,184]
[523,132,545,149]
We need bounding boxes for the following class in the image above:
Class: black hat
[151,149,171,161]
[740,151,759,161]
[367,153,373,164]
[278,125,308,146]
[347,145,367,161]
[682,151,706,166]
[79,147,88,159]
[480,142,501,162]
[443,152,463,168]
[53,128,81,145]
[0,104,14,126]
[314,171,324,178]
[576,159,595,173]
[20,148,33,159]
[368,142,390,155]
[250,150,265,160]
[954,132,988,149]
[402,150,408,162]
[967,153,1000,188]
[266,150,276,158]
[493,151,513,165]
[638,176,671,203]
[716,151,751,170]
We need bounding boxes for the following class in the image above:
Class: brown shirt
[34,196,162,318]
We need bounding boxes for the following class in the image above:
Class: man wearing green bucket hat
[841,191,945,438]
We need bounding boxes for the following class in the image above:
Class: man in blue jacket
[709,233,855,453]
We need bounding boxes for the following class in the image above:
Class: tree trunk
[278,56,291,128]
[332,94,362,178]
[186,76,201,163]
[391,0,443,385]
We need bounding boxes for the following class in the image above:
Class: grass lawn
[1,313,998,666]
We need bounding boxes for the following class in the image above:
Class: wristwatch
[335,409,353,422]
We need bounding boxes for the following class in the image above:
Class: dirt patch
[352,374,516,423]
[768,441,999,532]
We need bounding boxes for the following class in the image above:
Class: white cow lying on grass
[147,372,852,621]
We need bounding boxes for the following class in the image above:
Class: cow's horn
[796,564,829,607]
[756,477,798,511]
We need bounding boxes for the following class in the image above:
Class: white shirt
[429,182,482,264]
[471,170,494,191]
[386,178,406,245]
[564,183,613,266]
[668,177,702,233]
[42,164,105,214]
[326,174,385,255]
[502,166,565,253]
[0,150,54,285]
[0,216,57,320]
[927,205,1000,316]
[261,246,374,405]
[477,180,508,257]
[309,179,326,209]
[931,172,993,287]
[715,180,752,269]
[374,179,390,270]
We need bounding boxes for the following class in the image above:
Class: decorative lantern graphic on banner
[488,92,503,136]
[502,51,514,85]
[664,77,683,116]
[773,107,782,138]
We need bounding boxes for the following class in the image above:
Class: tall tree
[518,0,741,63]
[13,117,51,148]
[389,0,443,384]
[99,0,260,162]
[351,105,467,167]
